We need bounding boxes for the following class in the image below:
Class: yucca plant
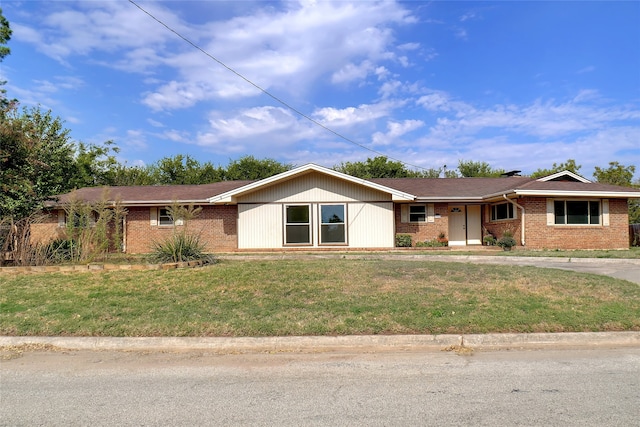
[151,232,209,263]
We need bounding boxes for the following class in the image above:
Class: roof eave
[515,190,640,198]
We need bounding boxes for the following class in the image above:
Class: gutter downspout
[503,194,525,246]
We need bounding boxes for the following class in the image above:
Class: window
[285,205,311,244]
[320,204,346,244]
[401,204,435,223]
[491,203,515,221]
[553,200,600,225]
[59,210,96,228]
[409,205,426,222]
[158,208,174,226]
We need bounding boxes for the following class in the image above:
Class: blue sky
[2,1,639,179]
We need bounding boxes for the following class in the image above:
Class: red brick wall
[482,205,522,246]
[520,197,629,250]
[394,203,449,246]
[125,205,238,254]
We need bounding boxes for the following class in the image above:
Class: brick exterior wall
[29,212,65,244]
[517,197,629,250]
[394,203,449,245]
[125,205,238,254]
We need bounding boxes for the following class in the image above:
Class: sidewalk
[2,332,639,353]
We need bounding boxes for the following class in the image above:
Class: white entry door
[448,205,482,246]
[448,205,467,246]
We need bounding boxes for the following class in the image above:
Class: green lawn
[1,259,638,337]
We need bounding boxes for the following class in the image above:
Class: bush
[150,232,211,263]
[497,231,517,250]
[395,234,412,248]
[483,234,497,246]
[416,239,448,248]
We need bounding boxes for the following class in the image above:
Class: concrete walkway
[2,332,639,353]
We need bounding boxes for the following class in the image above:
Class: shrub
[150,232,212,263]
[415,239,448,248]
[497,231,517,250]
[395,234,412,248]
[483,234,497,246]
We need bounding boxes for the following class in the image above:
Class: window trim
[283,204,313,246]
[549,199,602,226]
[319,204,348,246]
[490,202,517,222]
[401,203,435,223]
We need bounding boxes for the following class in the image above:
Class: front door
[448,205,482,246]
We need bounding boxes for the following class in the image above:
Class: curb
[2,332,639,353]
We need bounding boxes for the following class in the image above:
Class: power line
[128,0,429,171]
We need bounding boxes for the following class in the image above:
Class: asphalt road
[1,347,638,426]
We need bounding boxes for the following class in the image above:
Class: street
[1,346,638,426]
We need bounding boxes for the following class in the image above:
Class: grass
[1,259,638,337]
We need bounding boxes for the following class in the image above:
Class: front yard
[1,258,638,337]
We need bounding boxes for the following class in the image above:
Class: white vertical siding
[238,201,394,249]
[238,172,391,203]
[238,204,283,249]
[348,202,394,248]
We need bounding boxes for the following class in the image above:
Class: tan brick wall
[394,203,449,246]
[125,205,238,254]
[29,211,65,245]
[520,197,630,250]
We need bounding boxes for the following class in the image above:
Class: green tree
[147,154,223,185]
[0,105,76,219]
[530,159,582,178]
[593,161,635,187]
[69,140,121,188]
[0,7,14,108]
[593,162,640,224]
[110,164,156,186]
[223,155,292,181]
[334,156,427,178]
[456,160,505,177]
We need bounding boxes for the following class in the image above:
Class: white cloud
[14,1,418,112]
[372,119,424,146]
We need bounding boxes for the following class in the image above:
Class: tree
[593,162,640,224]
[455,160,505,178]
[69,140,121,188]
[147,154,224,185]
[223,155,292,181]
[0,105,76,219]
[593,161,635,187]
[0,7,14,108]
[334,156,427,178]
[530,159,581,178]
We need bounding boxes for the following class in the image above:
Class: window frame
[158,208,174,226]
[490,202,516,222]
[319,204,347,245]
[409,204,427,223]
[552,199,601,226]
[284,204,312,246]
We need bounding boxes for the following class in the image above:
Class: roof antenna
[501,170,522,177]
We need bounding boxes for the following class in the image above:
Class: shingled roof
[48,165,640,207]
[51,180,254,206]
[371,176,640,201]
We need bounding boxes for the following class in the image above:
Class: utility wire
[128,0,429,171]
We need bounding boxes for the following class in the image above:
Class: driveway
[416,255,640,284]
[222,254,640,284]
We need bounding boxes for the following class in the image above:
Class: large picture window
[285,205,311,244]
[320,204,346,244]
[554,200,600,225]
[491,203,515,221]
